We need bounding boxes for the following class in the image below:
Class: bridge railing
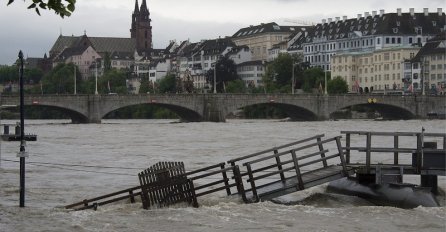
[341,131,446,174]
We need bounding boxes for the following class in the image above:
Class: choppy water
[0,119,445,231]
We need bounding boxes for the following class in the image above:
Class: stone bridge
[0,94,444,123]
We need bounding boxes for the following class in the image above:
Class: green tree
[158,74,176,93]
[226,79,246,93]
[263,53,304,93]
[301,67,328,93]
[0,66,18,84]
[39,63,77,94]
[98,69,128,94]
[6,0,76,17]
[327,76,348,94]
[206,56,238,93]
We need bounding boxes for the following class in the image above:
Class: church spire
[140,0,148,13]
[134,0,139,14]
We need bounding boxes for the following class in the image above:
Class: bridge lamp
[292,62,298,94]
[94,60,98,95]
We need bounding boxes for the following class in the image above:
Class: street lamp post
[74,65,77,95]
[213,64,217,94]
[324,69,328,95]
[94,61,98,95]
[292,63,296,94]
[18,51,27,207]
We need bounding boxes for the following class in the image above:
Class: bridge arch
[102,103,204,122]
[231,102,318,120]
[25,104,89,123]
[224,95,319,121]
[330,102,416,120]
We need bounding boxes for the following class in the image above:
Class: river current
[0,119,445,231]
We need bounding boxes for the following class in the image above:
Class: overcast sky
[0,0,443,65]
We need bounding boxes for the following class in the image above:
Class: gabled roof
[232,22,310,38]
[303,12,445,44]
[413,33,446,61]
[50,35,136,58]
[110,51,134,60]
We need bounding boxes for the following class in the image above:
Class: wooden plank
[317,137,328,167]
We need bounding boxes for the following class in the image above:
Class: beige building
[331,47,420,92]
[232,22,305,61]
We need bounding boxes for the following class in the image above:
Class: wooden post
[335,137,348,176]
[274,149,286,181]
[291,150,304,190]
[394,135,399,165]
[345,133,351,164]
[246,164,259,202]
[366,132,371,174]
[233,165,248,203]
[416,133,423,173]
[220,163,231,196]
[317,137,328,167]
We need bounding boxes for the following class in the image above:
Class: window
[377,38,381,45]
[409,37,413,44]
[386,37,390,44]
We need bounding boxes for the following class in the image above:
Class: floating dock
[65,131,446,211]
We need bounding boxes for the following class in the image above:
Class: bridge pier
[86,96,103,124]
[202,96,226,122]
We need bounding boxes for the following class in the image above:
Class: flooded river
[0,119,445,231]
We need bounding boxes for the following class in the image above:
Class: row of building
[29,4,446,94]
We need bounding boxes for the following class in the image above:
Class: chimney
[328,18,332,23]
[364,12,370,17]
[410,8,415,16]
[372,11,377,17]
[343,16,348,21]
[322,19,327,24]
[397,8,402,16]
[438,8,443,16]
[357,14,362,19]
[335,17,340,22]
[424,8,429,16]
[380,9,385,16]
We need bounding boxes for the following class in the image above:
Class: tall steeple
[134,0,139,14]
[140,0,148,13]
[130,0,153,53]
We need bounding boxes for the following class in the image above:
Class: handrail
[243,137,338,166]
[227,134,324,164]
[342,130,446,174]
[65,186,141,209]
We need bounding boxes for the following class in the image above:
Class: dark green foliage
[98,69,128,94]
[7,0,76,18]
[301,67,328,93]
[225,79,246,93]
[327,76,348,94]
[206,56,238,93]
[39,63,77,94]
[263,53,304,93]
[0,65,43,86]
[158,74,176,93]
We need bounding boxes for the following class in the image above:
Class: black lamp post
[18,50,27,207]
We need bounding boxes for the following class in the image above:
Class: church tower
[131,0,152,53]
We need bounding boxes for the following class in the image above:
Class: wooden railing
[226,135,348,202]
[65,186,141,211]
[341,131,446,174]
